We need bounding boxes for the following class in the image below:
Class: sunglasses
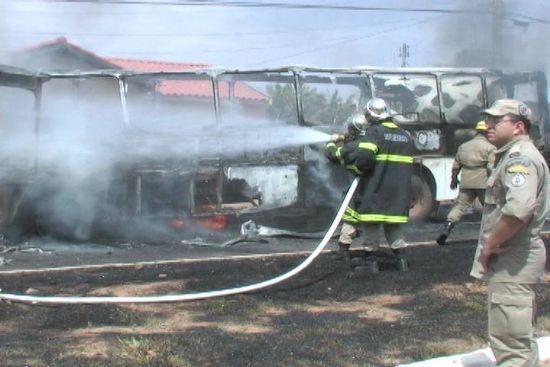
[484,116,517,126]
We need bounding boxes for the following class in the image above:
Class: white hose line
[0,178,359,305]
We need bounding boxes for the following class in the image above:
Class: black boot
[332,243,351,261]
[436,221,455,246]
[363,250,379,272]
[351,250,379,273]
[391,248,409,271]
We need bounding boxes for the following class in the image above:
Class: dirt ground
[0,234,549,367]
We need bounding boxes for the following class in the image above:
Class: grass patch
[86,362,110,367]
[199,294,269,316]
[0,347,44,367]
[410,336,487,361]
[142,316,171,329]
[537,314,550,334]
[42,305,142,329]
[110,336,192,367]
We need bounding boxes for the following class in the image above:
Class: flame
[169,215,227,230]
[169,218,186,229]
[198,215,226,229]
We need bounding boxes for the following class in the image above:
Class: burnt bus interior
[0,66,547,241]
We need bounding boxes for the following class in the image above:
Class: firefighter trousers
[338,222,407,250]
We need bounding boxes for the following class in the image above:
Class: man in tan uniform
[470,99,548,367]
[437,120,496,245]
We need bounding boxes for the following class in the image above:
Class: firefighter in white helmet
[436,120,496,246]
[330,112,369,143]
[327,112,369,258]
[326,98,414,270]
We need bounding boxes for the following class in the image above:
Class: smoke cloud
[0,77,333,241]
[436,0,549,71]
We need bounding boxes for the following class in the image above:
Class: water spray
[0,177,359,305]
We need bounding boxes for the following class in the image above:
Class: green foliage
[266,84,298,122]
[266,83,357,125]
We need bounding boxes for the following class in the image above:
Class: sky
[1,0,549,71]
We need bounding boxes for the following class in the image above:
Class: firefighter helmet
[346,113,368,134]
[475,120,487,131]
[364,97,391,121]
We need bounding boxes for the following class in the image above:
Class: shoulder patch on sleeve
[506,164,530,175]
[505,157,531,173]
[508,173,526,187]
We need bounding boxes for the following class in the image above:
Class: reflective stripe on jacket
[327,120,414,223]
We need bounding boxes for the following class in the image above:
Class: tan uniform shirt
[470,135,549,283]
[453,134,496,189]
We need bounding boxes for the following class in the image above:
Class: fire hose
[0,177,359,305]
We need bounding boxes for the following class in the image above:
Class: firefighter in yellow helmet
[436,120,496,246]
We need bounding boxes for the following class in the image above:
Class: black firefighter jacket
[326,120,414,224]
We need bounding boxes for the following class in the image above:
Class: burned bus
[0,65,547,241]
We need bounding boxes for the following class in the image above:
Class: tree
[266,83,358,126]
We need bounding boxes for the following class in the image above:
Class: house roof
[9,38,268,102]
[107,58,268,101]
[7,37,118,70]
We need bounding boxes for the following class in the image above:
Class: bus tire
[409,173,434,221]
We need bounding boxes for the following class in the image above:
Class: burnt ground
[0,215,549,367]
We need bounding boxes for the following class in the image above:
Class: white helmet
[364,97,391,121]
[346,113,368,134]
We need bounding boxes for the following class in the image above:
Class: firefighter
[326,98,414,270]
[327,113,369,259]
[470,99,548,366]
[436,120,496,246]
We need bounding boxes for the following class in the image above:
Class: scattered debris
[0,245,18,254]
[178,220,334,248]
[19,247,46,254]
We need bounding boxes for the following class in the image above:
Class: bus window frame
[370,71,442,126]
[438,73,485,125]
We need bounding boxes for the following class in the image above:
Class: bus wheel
[409,174,434,221]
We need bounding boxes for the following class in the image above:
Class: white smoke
[0,76,333,240]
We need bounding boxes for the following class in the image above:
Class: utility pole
[399,43,410,67]
[491,0,504,68]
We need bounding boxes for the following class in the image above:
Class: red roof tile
[10,38,268,102]
[107,58,268,101]
[106,58,208,72]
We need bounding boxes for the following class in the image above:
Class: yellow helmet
[475,120,487,131]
